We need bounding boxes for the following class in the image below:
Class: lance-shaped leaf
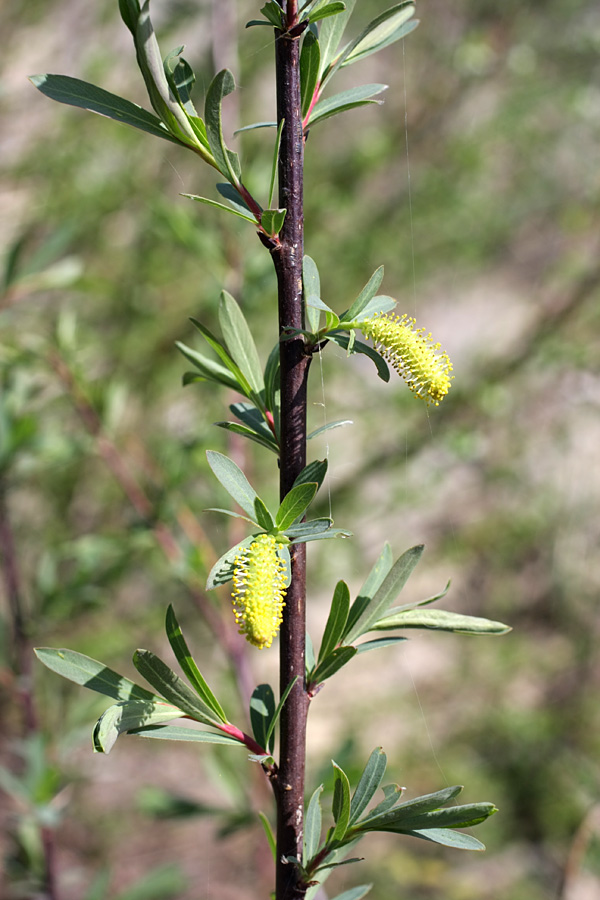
[292,458,328,490]
[260,0,285,28]
[304,785,324,862]
[343,545,423,644]
[328,887,373,900]
[229,403,276,447]
[29,75,183,146]
[165,605,228,722]
[307,2,347,24]
[290,526,352,544]
[206,450,261,521]
[182,194,257,224]
[318,0,356,76]
[276,482,318,531]
[34,648,158,702]
[283,518,333,540]
[331,762,352,841]
[358,784,463,828]
[133,650,223,728]
[176,341,242,391]
[215,420,279,454]
[206,534,256,590]
[93,699,184,754]
[250,684,275,753]
[303,254,322,333]
[339,268,384,322]
[407,828,487,851]
[367,783,404,819]
[218,292,265,399]
[327,332,390,381]
[189,318,255,397]
[344,543,393,641]
[308,646,356,686]
[371,608,512,635]
[301,31,321,119]
[163,48,196,116]
[264,676,298,750]
[348,748,387,825]
[355,636,407,654]
[307,419,353,440]
[205,69,242,183]
[367,801,497,833]
[319,581,350,663]
[308,84,388,127]
[216,182,256,215]
[131,723,242,745]
[340,2,418,68]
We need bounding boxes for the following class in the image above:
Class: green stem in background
[270,4,311,898]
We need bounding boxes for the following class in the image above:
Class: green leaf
[250,684,275,753]
[291,527,352,544]
[284,518,333,539]
[206,450,261,521]
[373,802,497,833]
[268,119,285,209]
[34,648,157,702]
[182,194,257,224]
[215,182,254,215]
[359,785,462,828]
[343,545,424,644]
[303,255,322,333]
[308,84,387,126]
[341,267,384,321]
[133,650,222,727]
[206,535,256,590]
[260,0,285,27]
[304,785,324,862]
[352,295,397,322]
[367,783,404,819]
[306,631,316,674]
[292,458,328,490]
[276,482,318,531]
[318,0,356,76]
[349,748,387,825]
[327,332,390,381]
[407,828,487,851]
[332,762,352,841]
[165,605,228,722]
[309,646,356,686]
[189,318,255,397]
[176,341,241,391]
[356,636,407,653]
[234,120,277,134]
[258,812,277,862]
[253,497,275,531]
[264,676,299,750]
[204,69,242,183]
[214,421,279,454]
[308,2,347,24]
[164,48,197,116]
[301,31,321,119]
[229,402,275,442]
[29,74,183,145]
[372,608,512,635]
[307,419,353,440]
[319,581,350,663]
[218,291,265,398]
[131,724,241,745]
[344,543,393,641]
[341,3,417,68]
[260,208,287,236]
[93,699,184,754]
[329,887,372,900]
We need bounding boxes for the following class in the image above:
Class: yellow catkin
[231,534,286,649]
[359,313,453,406]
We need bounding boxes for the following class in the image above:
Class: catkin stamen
[231,534,286,649]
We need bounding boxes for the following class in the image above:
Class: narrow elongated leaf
[176,341,241,391]
[359,785,463,828]
[205,69,241,183]
[319,581,350,663]
[408,828,486,851]
[268,119,285,209]
[189,319,254,396]
[303,255,322,333]
[355,636,407,653]
[29,75,182,145]
[261,0,285,27]
[367,783,404,819]
[206,450,260,520]
[264,676,299,751]
[133,650,222,727]
[349,748,387,825]
[206,535,256,590]
[376,802,497,833]
[372,608,512,635]
[304,785,324,863]
[253,497,275,531]
[352,294,397,322]
[292,458,328,490]
[308,84,388,126]
[327,332,390,381]
[318,0,356,76]
[342,7,418,67]
[375,580,450,617]
[329,887,373,900]
[259,812,277,861]
[230,402,276,444]
[284,518,332,539]
[341,266,384,322]
[344,543,393,641]
[93,699,183,754]
[308,646,356,686]
[291,527,351,543]
[234,120,277,134]
[131,724,241,745]
[165,605,228,722]
[307,419,353,440]
[182,194,257,224]
[308,2,347,24]
[35,648,157,702]
[276,482,318,530]
[250,684,275,752]
[214,421,279,454]
[218,292,265,398]
[164,49,197,116]
[301,31,321,119]
[332,763,352,840]
[215,182,254,215]
[343,545,424,644]
[334,3,415,75]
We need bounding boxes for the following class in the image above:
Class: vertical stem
[271,5,311,898]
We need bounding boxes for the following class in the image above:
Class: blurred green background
[1,0,599,898]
